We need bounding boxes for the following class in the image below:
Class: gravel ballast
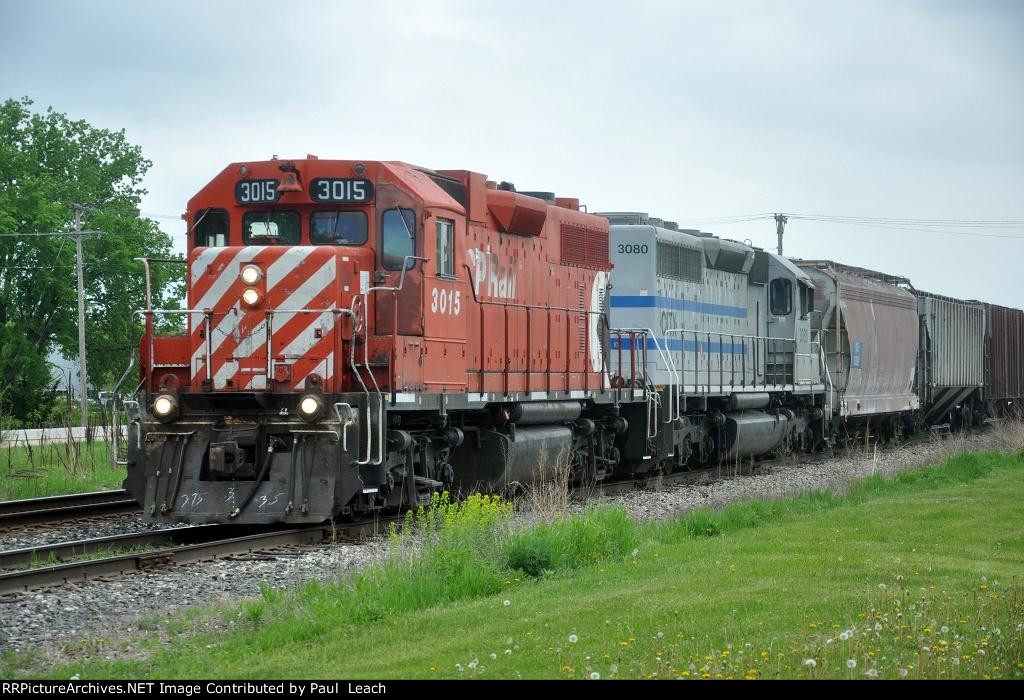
[0,433,1003,657]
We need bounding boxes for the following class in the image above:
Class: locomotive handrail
[356,254,427,467]
[136,308,214,386]
[609,327,681,428]
[664,327,826,397]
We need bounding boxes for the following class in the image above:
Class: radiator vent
[561,224,611,270]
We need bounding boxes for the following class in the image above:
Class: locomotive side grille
[657,241,703,282]
[560,224,611,270]
[578,284,587,352]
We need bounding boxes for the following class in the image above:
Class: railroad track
[0,426,976,595]
[0,517,393,595]
[0,489,140,529]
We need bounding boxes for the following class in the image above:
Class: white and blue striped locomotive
[600,212,828,470]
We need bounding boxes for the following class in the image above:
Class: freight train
[121,158,1024,525]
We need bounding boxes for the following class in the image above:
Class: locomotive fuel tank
[448,425,575,493]
[722,411,790,459]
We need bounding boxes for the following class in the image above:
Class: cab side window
[800,284,814,319]
[193,209,229,247]
[769,278,792,316]
[382,208,416,270]
[436,218,454,276]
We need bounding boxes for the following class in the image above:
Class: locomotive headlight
[240,264,262,285]
[241,287,262,307]
[297,394,324,422]
[152,394,178,421]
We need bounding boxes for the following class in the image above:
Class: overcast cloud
[1,0,1021,304]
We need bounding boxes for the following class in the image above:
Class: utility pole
[0,216,102,428]
[774,213,788,256]
[74,205,89,428]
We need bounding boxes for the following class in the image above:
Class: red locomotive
[126,158,643,523]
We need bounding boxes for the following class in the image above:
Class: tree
[0,97,182,421]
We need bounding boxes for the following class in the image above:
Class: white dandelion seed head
[865,668,879,678]
[610,664,618,673]
[505,649,512,655]
[874,622,882,631]
[980,576,987,583]
[952,657,961,666]
[456,664,464,672]
[469,659,479,669]
[503,599,511,606]
[803,658,817,667]
[657,631,664,638]
[899,668,909,677]
[847,659,857,669]
[993,627,1001,635]
[941,625,949,634]
[979,648,986,655]
[878,583,887,590]
[490,653,497,660]
[569,634,579,644]
[506,637,513,644]
[840,631,851,641]
[70,675,80,681]
[590,672,600,680]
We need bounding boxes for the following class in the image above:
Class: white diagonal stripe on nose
[267,257,336,332]
[275,303,336,361]
[265,247,316,290]
[189,246,259,331]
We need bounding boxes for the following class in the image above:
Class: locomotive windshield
[311,210,368,245]
[243,210,300,245]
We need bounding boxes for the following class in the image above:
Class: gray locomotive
[601,212,1018,473]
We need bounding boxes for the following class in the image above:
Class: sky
[1,0,1022,305]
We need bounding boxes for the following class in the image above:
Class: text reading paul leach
[2,682,388,696]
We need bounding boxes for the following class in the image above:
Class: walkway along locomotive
[122,158,1024,525]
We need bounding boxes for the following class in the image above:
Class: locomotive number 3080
[431,287,461,316]
[617,243,649,254]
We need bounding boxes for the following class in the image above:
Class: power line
[785,215,1024,240]
[0,230,103,237]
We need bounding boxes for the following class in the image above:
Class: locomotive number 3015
[310,178,375,203]
[431,287,461,316]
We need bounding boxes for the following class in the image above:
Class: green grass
[0,440,124,500]
[5,450,1024,679]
